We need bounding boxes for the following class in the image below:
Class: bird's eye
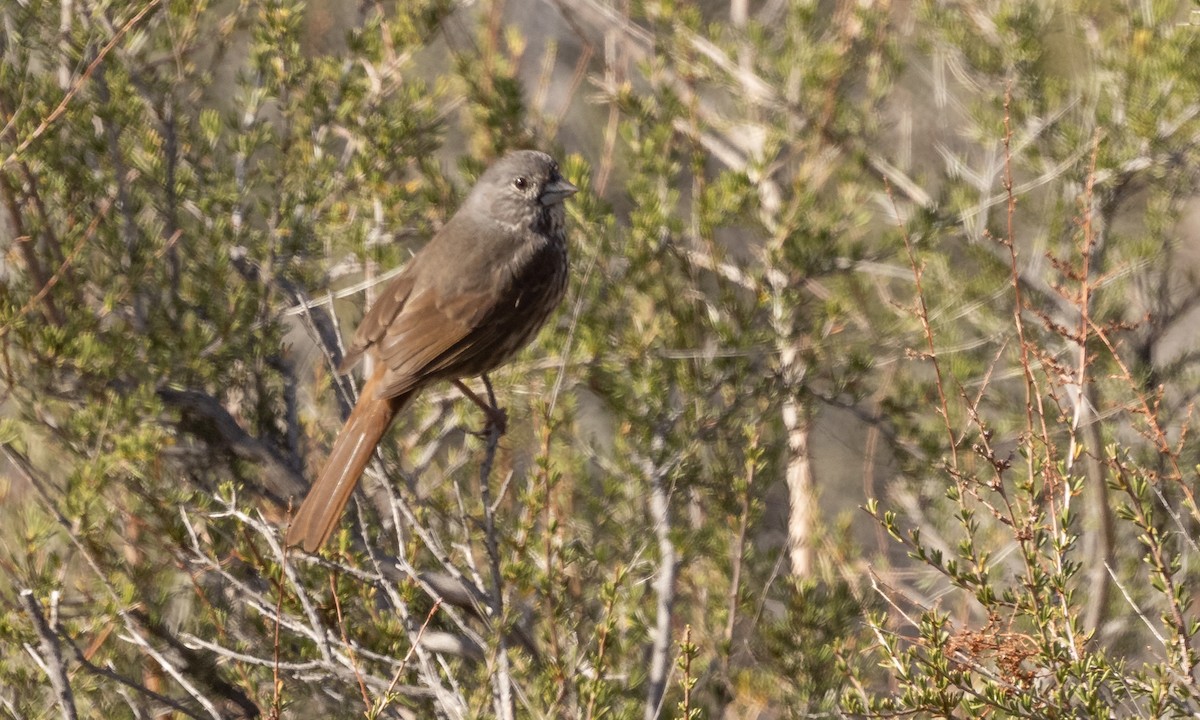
[513,176,529,190]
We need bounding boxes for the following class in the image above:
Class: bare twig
[19,590,78,720]
[643,427,678,720]
[0,172,62,324]
[374,599,446,717]
[886,179,959,469]
[271,553,285,720]
[1,0,163,170]
[328,572,371,710]
[476,373,515,720]
[0,197,112,341]
[722,430,756,675]
[679,624,694,719]
[58,632,205,719]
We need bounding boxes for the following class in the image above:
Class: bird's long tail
[286,370,413,552]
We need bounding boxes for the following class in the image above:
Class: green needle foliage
[2,1,1200,718]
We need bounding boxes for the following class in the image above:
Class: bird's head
[470,150,578,232]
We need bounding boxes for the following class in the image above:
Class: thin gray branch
[19,590,77,720]
[59,633,205,720]
[477,373,515,720]
[642,426,679,720]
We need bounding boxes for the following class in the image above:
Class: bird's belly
[448,239,568,378]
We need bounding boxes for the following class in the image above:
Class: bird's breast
[507,233,568,324]
[485,232,569,367]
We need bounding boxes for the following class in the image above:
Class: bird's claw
[473,406,507,437]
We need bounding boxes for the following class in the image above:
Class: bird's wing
[336,270,418,375]
[371,283,508,398]
[339,211,520,400]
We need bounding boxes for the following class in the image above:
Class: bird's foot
[480,405,508,436]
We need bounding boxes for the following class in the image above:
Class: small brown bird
[287,150,577,552]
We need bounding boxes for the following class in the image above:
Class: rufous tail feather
[286,370,412,552]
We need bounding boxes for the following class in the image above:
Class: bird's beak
[540,177,579,206]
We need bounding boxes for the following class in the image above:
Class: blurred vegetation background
[2,0,1200,717]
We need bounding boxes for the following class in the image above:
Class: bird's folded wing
[372,286,504,399]
[337,271,417,375]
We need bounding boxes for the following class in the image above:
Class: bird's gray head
[468,150,578,234]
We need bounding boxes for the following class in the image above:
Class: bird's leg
[453,376,508,435]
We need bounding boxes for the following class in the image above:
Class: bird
[286,150,578,552]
